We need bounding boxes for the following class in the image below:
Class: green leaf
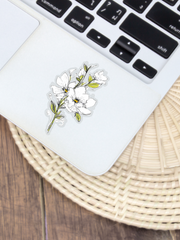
[75,112,81,122]
[84,64,88,72]
[76,77,81,82]
[81,83,85,86]
[76,75,84,82]
[56,115,63,120]
[88,83,100,88]
[88,75,93,82]
[57,111,61,115]
[79,75,84,80]
[50,101,56,114]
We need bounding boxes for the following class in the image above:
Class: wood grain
[1,114,180,240]
[0,116,42,240]
[43,179,173,240]
[170,230,180,240]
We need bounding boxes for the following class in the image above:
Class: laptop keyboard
[120,13,178,58]
[21,0,180,84]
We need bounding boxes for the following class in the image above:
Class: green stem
[84,78,95,87]
[47,113,57,133]
[74,78,84,89]
[74,67,91,89]
[47,96,67,133]
[58,98,66,109]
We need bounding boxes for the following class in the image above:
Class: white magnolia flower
[51,72,76,100]
[66,87,96,115]
[93,71,108,85]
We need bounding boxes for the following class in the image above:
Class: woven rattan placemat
[8,77,180,230]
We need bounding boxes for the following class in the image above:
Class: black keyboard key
[36,0,72,18]
[147,2,180,39]
[87,29,110,47]
[110,44,134,63]
[123,0,152,13]
[162,0,178,6]
[120,14,178,58]
[65,6,94,32]
[110,36,139,63]
[133,59,157,78]
[116,36,140,55]
[97,0,126,25]
[76,0,101,10]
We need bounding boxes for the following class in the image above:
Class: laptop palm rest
[0,0,39,70]
[0,6,161,175]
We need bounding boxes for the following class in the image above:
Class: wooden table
[1,115,180,240]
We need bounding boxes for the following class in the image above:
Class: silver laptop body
[0,0,180,175]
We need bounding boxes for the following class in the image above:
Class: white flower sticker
[66,87,96,116]
[51,69,76,100]
[46,62,108,133]
[94,71,108,85]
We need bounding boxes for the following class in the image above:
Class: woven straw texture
[8,76,180,230]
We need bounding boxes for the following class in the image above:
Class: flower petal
[57,73,69,88]
[66,97,74,107]
[56,93,65,100]
[55,117,64,126]
[65,96,76,112]
[69,82,76,88]
[68,88,75,99]
[78,68,86,77]
[93,79,105,85]
[79,107,91,115]
[76,102,83,108]
[66,104,72,112]
[71,106,77,112]
[66,104,77,113]
[100,71,107,81]
[69,68,76,74]
[51,86,63,94]
[94,71,107,82]
[79,94,89,103]
[75,87,86,99]
[85,98,96,108]
[46,109,52,118]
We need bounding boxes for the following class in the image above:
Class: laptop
[0,0,180,176]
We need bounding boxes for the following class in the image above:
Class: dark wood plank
[1,112,179,240]
[0,116,43,240]
[44,180,174,240]
[170,230,180,240]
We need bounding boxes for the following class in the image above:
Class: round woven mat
[8,76,180,230]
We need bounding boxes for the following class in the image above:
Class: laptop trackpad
[0,0,39,70]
